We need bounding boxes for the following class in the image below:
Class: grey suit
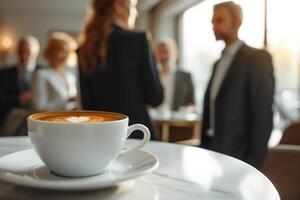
[172,70,195,110]
[200,43,275,169]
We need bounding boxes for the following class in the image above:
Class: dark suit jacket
[172,70,195,110]
[201,43,275,168]
[79,25,163,140]
[0,64,42,123]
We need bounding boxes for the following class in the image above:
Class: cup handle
[119,124,150,157]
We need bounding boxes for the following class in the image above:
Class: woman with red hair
[78,0,163,139]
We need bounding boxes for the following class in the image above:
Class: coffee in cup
[28,110,150,177]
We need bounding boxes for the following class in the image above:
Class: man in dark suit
[0,36,41,125]
[200,1,275,169]
[156,38,195,111]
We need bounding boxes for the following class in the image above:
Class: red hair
[78,0,117,74]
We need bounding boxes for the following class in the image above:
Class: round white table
[0,137,280,200]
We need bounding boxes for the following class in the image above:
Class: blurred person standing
[0,36,41,135]
[200,1,275,168]
[156,38,195,111]
[78,0,163,140]
[32,32,78,112]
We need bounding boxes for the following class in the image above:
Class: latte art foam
[43,115,105,123]
[67,116,97,123]
[31,111,125,123]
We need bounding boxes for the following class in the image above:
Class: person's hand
[19,91,32,105]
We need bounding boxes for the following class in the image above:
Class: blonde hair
[44,32,77,62]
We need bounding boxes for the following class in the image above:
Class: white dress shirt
[207,40,244,137]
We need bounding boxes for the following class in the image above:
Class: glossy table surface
[0,137,280,200]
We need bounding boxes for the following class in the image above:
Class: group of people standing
[0,0,274,169]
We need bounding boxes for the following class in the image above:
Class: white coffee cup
[27,111,150,177]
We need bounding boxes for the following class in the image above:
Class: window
[267,0,300,91]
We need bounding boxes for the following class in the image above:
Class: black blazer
[201,43,275,168]
[79,25,163,140]
[0,64,42,123]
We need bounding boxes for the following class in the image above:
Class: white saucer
[0,149,159,191]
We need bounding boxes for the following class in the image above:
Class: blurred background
[0,1,300,199]
[1,0,299,127]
